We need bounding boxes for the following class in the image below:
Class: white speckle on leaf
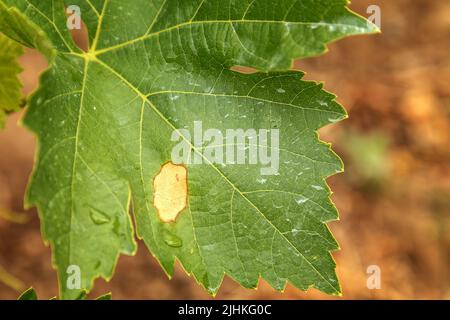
[328,117,341,123]
[257,178,267,184]
[296,196,308,204]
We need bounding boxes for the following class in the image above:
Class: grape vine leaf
[0,0,377,299]
[17,287,112,300]
[0,31,23,128]
[17,287,37,300]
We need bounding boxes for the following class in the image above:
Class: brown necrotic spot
[153,162,188,223]
[230,65,258,74]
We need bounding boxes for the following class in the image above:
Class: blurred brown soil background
[1,0,449,299]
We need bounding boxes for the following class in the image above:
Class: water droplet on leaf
[89,208,110,225]
[163,230,183,248]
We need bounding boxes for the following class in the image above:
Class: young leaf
[17,287,37,300]
[0,32,23,128]
[0,0,377,299]
[17,287,112,300]
[95,293,112,300]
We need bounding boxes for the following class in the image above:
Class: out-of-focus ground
[1,0,449,299]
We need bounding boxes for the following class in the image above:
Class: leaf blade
[17,287,37,300]
[0,32,23,128]
[1,0,376,298]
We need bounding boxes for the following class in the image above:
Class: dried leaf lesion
[153,162,188,223]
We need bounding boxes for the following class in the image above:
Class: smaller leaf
[17,287,37,300]
[0,32,23,128]
[95,293,112,300]
[17,287,112,300]
[74,291,87,300]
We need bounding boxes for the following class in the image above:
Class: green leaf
[17,287,37,300]
[17,287,112,300]
[95,292,112,300]
[74,291,88,300]
[0,32,23,128]
[0,0,377,299]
